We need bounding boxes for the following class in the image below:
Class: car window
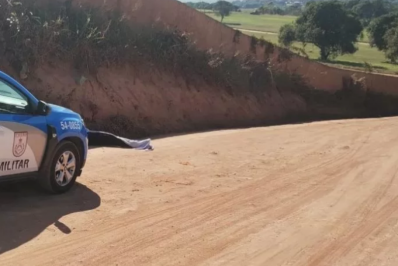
[0,79,30,115]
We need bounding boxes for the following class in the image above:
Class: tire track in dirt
[307,194,398,266]
[4,127,371,265]
[296,128,398,266]
[2,118,398,266]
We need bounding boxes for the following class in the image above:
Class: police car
[0,71,88,193]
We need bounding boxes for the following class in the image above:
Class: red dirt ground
[2,117,398,266]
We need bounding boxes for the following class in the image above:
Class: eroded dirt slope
[2,117,398,266]
[10,63,306,137]
[61,0,398,95]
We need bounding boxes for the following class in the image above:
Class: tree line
[185,1,240,22]
[279,0,398,63]
[185,1,215,10]
[251,3,303,16]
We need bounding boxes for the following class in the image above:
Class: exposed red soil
[3,118,398,265]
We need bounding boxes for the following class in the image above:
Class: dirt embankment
[1,0,398,138]
[61,0,398,96]
[3,62,305,137]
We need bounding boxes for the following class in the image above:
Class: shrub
[0,0,281,94]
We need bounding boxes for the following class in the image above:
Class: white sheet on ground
[118,137,153,150]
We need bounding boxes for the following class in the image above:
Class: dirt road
[2,117,398,266]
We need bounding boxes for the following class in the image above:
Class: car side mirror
[36,100,49,116]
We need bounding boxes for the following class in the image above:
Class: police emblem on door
[13,132,28,157]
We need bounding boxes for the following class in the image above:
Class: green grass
[205,11,371,42]
[243,30,398,74]
[201,11,397,74]
[205,11,296,33]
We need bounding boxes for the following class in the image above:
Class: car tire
[38,141,81,194]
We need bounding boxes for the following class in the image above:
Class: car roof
[0,70,39,105]
[0,71,18,84]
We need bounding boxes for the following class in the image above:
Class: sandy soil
[2,117,398,266]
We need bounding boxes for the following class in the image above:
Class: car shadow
[0,181,101,255]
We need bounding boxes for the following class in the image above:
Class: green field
[202,11,397,74]
[243,30,398,73]
[205,11,296,33]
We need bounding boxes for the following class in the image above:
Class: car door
[0,78,48,177]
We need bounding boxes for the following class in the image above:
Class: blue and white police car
[0,71,88,193]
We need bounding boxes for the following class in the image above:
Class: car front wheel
[38,141,81,194]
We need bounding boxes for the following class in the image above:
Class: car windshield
[0,78,29,114]
[0,79,25,100]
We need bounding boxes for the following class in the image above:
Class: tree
[281,1,363,60]
[185,2,214,10]
[279,24,296,47]
[384,26,398,62]
[213,1,235,22]
[367,13,398,50]
[367,13,398,62]
[254,5,285,15]
[343,0,361,10]
[285,4,303,16]
[344,0,391,26]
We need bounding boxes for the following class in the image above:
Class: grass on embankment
[4,1,398,134]
[205,10,297,34]
[202,11,398,74]
[244,30,398,74]
[204,11,371,42]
